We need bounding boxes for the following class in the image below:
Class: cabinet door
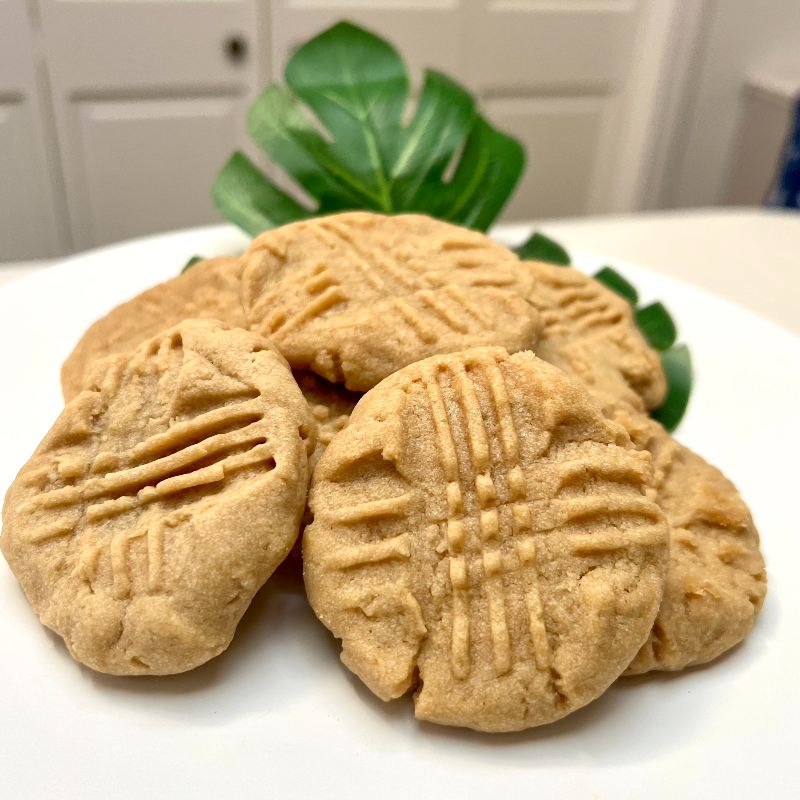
[73,96,249,246]
[40,0,263,250]
[0,0,69,260]
[270,0,680,220]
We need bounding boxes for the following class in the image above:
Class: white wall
[664,0,800,209]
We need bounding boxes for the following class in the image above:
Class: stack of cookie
[1,213,766,733]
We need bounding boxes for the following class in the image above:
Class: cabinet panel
[0,101,64,259]
[0,0,30,93]
[74,96,242,246]
[40,0,262,249]
[0,0,70,259]
[465,3,637,93]
[487,96,604,220]
[43,0,257,91]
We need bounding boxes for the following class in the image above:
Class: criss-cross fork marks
[27,349,277,605]
[392,285,493,345]
[419,355,661,684]
[313,220,502,342]
[317,220,425,293]
[533,272,629,341]
[88,414,272,600]
[423,355,529,679]
[256,259,348,340]
[58,399,274,525]
[250,220,523,344]
[109,521,164,599]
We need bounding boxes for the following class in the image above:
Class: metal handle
[224,35,249,65]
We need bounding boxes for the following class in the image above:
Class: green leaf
[651,344,692,432]
[247,84,368,211]
[181,255,204,273]
[209,20,695,432]
[285,21,409,211]
[514,232,570,265]
[212,22,525,236]
[438,117,525,232]
[211,151,310,238]
[594,266,639,305]
[636,301,677,350]
[390,69,476,211]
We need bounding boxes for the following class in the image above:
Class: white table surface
[2,207,798,334]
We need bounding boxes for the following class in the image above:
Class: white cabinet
[39,0,263,250]
[0,0,697,259]
[74,96,247,245]
[461,2,637,94]
[0,0,69,260]
[487,97,606,220]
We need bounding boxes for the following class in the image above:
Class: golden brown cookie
[611,411,767,674]
[279,372,364,563]
[2,320,316,675]
[303,347,669,732]
[293,370,362,452]
[523,260,666,412]
[532,313,768,675]
[241,213,541,391]
[61,256,245,402]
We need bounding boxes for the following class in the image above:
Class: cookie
[293,371,363,545]
[294,370,362,453]
[61,256,245,402]
[303,347,669,731]
[612,411,767,674]
[2,320,316,675]
[241,213,542,391]
[523,260,666,412]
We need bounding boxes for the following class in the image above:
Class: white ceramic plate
[1,226,798,799]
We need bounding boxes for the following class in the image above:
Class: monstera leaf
[210,20,692,431]
[212,22,524,236]
[514,232,571,265]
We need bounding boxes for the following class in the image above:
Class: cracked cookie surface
[518,262,766,670]
[61,256,246,402]
[613,411,767,674]
[532,326,768,675]
[303,347,668,731]
[3,320,315,675]
[242,213,542,391]
[293,370,362,467]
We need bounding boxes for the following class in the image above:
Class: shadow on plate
[37,552,774,753]
[329,631,761,766]
[78,555,336,722]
